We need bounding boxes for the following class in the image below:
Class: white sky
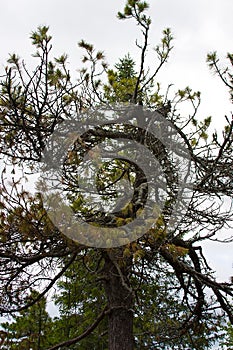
[0,1,232,284]
[0,0,232,118]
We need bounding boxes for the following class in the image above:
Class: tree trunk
[103,253,134,350]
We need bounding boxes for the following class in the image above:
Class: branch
[210,57,233,90]
[47,305,108,350]
[132,23,149,104]
[159,244,233,321]
[0,251,79,314]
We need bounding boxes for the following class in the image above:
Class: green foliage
[49,255,108,349]
[31,25,51,48]
[115,54,136,79]
[225,323,233,349]
[132,265,222,350]
[219,317,233,349]
[155,28,174,60]
[1,291,53,350]
[104,54,138,103]
[45,253,223,350]
[207,50,233,102]
[117,0,151,26]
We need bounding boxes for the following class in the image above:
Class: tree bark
[103,253,134,350]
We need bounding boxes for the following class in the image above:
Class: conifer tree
[1,291,52,350]
[0,1,232,350]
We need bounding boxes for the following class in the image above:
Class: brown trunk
[103,253,134,350]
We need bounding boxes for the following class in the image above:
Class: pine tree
[1,291,52,350]
[0,1,232,350]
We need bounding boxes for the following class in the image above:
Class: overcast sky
[1,0,232,119]
[0,1,232,282]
